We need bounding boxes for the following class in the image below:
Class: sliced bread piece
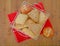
[26,19,42,36]
[14,23,28,30]
[39,11,49,24]
[21,28,38,40]
[29,24,42,35]
[15,14,28,25]
[28,8,40,23]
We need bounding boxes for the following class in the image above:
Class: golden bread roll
[43,27,54,37]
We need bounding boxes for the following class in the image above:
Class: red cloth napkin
[8,2,53,42]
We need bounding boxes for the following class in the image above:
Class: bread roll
[43,27,54,37]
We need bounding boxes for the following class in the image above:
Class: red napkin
[8,2,53,42]
[34,2,53,34]
[8,12,30,42]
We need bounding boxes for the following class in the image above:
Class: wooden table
[0,0,60,46]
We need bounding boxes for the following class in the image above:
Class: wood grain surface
[0,0,60,46]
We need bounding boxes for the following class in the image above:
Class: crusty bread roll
[20,1,33,14]
[43,27,54,37]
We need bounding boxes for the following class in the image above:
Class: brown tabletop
[0,0,60,46]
